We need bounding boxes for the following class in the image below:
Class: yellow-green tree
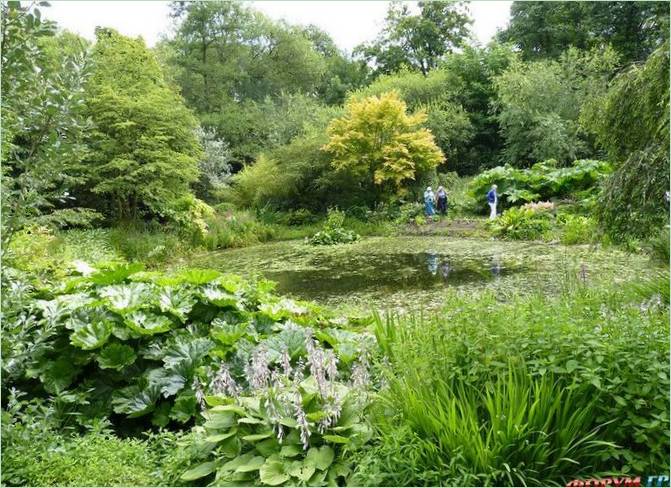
[322,91,443,203]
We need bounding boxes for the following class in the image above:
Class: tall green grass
[351,287,669,486]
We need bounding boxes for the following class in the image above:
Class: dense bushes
[2,401,160,486]
[2,263,373,429]
[356,288,669,485]
[488,206,554,240]
[308,209,360,246]
[469,159,612,211]
[583,43,670,239]
[200,211,275,250]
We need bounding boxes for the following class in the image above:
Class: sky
[42,1,512,52]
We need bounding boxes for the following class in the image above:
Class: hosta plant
[181,325,375,486]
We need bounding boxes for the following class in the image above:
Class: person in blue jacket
[487,184,498,220]
[424,186,436,217]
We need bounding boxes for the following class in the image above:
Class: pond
[180,237,653,312]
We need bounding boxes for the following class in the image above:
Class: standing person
[487,184,498,220]
[424,186,435,217]
[436,186,448,216]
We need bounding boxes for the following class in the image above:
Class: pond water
[180,237,652,312]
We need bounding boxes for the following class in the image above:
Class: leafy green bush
[468,159,612,211]
[489,206,553,240]
[308,209,359,246]
[361,287,669,485]
[3,262,373,432]
[273,209,320,226]
[558,214,598,245]
[2,393,160,487]
[395,202,425,224]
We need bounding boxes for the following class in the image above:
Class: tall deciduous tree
[355,1,472,76]
[301,24,369,105]
[499,1,669,64]
[166,2,334,165]
[582,43,670,238]
[323,91,443,204]
[493,46,619,166]
[1,2,97,245]
[83,28,201,222]
[350,69,473,172]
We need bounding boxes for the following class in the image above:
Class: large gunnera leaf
[70,320,113,350]
[124,311,173,335]
[158,287,197,322]
[175,268,221,285]
[89,262,144,285]
[99,283,154,313]
[96,343,137,370]
[112,383,161,417]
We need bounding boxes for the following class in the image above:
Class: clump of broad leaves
[181,328,374,486]
[2,261,376,447]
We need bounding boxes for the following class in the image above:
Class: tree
[440,43,517,173]
[499,1,669,64]
[83,28,202,223]
[582,43,670,238]
[493,47,619,166]
[350,69,473,172]
[167,2,331,164]
[301,24,369,105]
[355,1,472,76]
[1,2,97,246]
[193,127,232,202]
[322,91,443,204]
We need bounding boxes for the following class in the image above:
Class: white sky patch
[43,1,511,51]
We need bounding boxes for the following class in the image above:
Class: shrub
[201,210,275,250]
[468,159,612,212]
[109,223,188,266]
[274,209,320,226]
[1,393,160,487]
[488,206,553,240]
[364,288,669,485]
[308,209,359,246]
[395,202,425,224]
[3,262,373,431]
[558,214,598,245]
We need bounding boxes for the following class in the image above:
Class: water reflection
[491,255,502,277]
[440,261,451,280]
[426,252,439,275]
[425,253,458,282]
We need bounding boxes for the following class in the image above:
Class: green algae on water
[179,237,653,312]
